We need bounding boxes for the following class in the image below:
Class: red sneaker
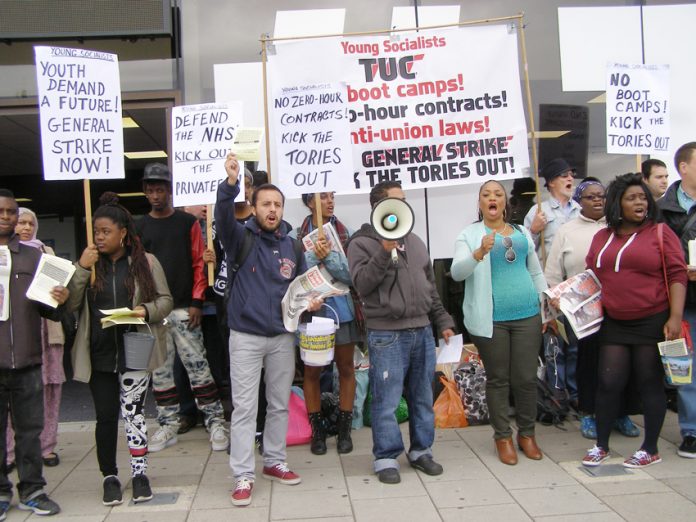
[262,463,301,485]
[582,445,610,467]
[231,478,253,506]
[623,450,661,468]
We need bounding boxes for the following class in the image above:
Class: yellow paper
[230,127,264,161]
[99,307,145,329]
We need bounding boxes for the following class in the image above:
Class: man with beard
[216,154,320,507]
[524,158,581,264]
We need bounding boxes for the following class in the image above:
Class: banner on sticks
[171,102,242,207]
[35,46,124,180]
[606,63,670,155]
[267,24,529,196]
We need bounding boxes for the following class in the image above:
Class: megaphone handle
[391,247,398,264]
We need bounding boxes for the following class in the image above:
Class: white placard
[34,46,124,180]
[270,84,355,198]
[171,102,242,207]
[267,24,529,195]
[606,63,670,155]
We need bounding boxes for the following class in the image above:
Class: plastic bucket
[299,304,339,367]
[124,323,155,370]
[661,354,693,386]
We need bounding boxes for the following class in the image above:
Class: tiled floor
[4,410,696,521]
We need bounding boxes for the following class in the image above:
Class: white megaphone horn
[370,197,415,264]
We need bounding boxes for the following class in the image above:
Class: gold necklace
[486,222,507,234]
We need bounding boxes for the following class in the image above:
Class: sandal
[43,453,60,467]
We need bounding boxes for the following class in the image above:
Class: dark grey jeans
[470,314,541,440]
[0,365,46,501]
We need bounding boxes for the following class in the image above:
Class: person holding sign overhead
[451,180,548,465]
[289,192,363,455]
[0,190,68,518]
[67,193,173,506]
[216,154,321,507]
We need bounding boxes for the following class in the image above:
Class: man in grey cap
[135,163,228,454]
[524,158,581,263]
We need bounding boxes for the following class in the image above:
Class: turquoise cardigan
[450,221,547,338]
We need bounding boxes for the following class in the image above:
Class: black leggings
[596,344,666,454]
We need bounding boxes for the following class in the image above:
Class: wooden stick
[261,35,272,182]
[83,179,95,284]
[259,14,523,44]
[517,15,546,265]
[314,192,325,240]
[635,154,642,173]
[206,204,214,286]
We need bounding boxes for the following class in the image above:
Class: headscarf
[573,180,604,203]
[17,207,44,250]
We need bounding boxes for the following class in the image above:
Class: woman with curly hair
[582,173,687,468]
[67,193,173,505]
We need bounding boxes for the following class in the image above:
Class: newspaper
[25,253,76,308]
[541,269,603,339]
[301,223,345,257]
[281,265,349,332]
[0,246,10,320]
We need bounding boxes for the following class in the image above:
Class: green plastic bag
[363,392,409,426]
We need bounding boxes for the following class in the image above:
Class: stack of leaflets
[541,270,603,339]
[100,308,145,329]
[658,339,693,385]
[301,223,345,256]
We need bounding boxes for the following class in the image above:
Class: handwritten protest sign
[267,24,529,193]
[606,63,670,154]
[35,46,124,180]
[271,84,354,197]
[171,102,242,206]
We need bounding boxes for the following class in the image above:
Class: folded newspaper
[281,265,349,332]
[301,223,345,257]
[541,269,603,339]
[25,253,76,308]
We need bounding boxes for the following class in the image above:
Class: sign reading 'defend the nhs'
[34,46,124,180]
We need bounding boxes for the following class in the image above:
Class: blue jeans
[679,309,696,438]
[368,326,436,473]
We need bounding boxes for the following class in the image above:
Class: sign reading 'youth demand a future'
[35,46,124,180]
[606,63,670,155]
[171,102,242,206]
[267,24,529,195]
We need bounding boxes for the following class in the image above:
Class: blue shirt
[677,183,696,213]
[488,227,540,322]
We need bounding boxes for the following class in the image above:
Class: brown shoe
[495,437,518,465]
[517,434,543,460]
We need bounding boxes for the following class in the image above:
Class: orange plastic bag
[433,376,468,428]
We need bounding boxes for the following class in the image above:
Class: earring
[120,238,124,247]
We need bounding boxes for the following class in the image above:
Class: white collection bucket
[299,304,339,367]
[123,323,155,370]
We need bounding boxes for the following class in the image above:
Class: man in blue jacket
[216,154,320,507]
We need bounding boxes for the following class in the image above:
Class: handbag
[656,223,693,350]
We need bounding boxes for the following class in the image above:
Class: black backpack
[536,374,569,427]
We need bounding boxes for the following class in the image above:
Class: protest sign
[606,63,670,154]
[267,24,529,194]
[171,102,243,207]
[271,84,354,197]
[35,46,124,180]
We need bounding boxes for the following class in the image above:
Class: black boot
[308,412,327,455]
[336,410,353,454]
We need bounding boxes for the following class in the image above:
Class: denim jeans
[368,326,436,473]
[0,365,46,502]
[679,308,696,438]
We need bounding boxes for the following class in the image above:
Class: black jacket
[657,181,696,307]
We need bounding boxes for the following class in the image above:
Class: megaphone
[370,197,415,264]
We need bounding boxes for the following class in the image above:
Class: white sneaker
[149,425,178,453]
[210,422,229,452]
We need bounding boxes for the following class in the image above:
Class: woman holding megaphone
[290,192,364,455]
[451,180,548,465]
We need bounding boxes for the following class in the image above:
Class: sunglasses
[502,236,516,263]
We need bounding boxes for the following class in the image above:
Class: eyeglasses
[580,195,606,201]
[502,236,516,263]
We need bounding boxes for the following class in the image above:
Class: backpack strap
[228,228,255,288]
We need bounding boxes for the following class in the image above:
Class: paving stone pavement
[4,410,695,521]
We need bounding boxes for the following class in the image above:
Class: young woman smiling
[451,180,548,465]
